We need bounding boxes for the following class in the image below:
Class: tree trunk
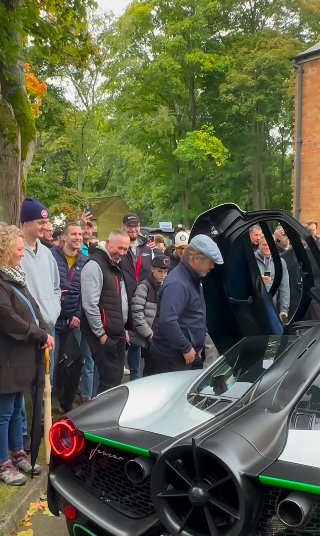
[0,99,21,224]
[77,163,86,192]
[180,178,191,227]
[251,117,266,210]
[0,0,36,221]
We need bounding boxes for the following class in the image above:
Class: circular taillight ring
[49,418,85,458]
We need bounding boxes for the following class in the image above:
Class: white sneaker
[123,366,130,375]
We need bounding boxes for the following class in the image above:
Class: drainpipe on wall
[292,59,302,221]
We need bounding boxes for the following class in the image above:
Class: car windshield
[192,335,299,400]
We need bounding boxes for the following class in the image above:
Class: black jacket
[121,237,153,305]
[0,273,48,394]
[81,248,125,338]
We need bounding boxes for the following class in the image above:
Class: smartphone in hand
[264,271,271,277]
[84,204,93,215]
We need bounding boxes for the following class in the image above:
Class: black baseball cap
[152,255,170,269]
[123,213,140,225]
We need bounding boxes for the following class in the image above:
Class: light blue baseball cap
[189,234,224,264]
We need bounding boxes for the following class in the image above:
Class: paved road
[17,509,69,536]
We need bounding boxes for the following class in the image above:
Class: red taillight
[64,504,76,520]
[49,418,85,458]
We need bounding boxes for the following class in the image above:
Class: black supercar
[48,204,320,536]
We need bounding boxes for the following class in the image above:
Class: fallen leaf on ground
[15,530,34,536]
[43,506,54,517]
[26,499,47,517]
[21,520,32,527]
[21,514,32,527]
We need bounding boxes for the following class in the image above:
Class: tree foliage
[0,0,95,223]
[2,0,320,225]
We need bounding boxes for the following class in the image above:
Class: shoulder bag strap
[9,285,40,326]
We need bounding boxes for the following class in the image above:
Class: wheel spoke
[204,506,220,536]
[207,475,232,491]
[158,489,189,498]
[177,506,194,535]
[209,497,240,520]
[165,459,193,487]
[192,438,200,481]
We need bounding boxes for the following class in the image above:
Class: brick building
[292,43,320,223]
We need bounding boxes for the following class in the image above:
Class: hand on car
[183,347,196,364]
[99,333,108,345]
[69,316,80,328]
[42,333,55,350]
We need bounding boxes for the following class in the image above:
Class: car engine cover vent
[187,393,234,415]
[290,410,320,430]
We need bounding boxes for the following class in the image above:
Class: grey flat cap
[189,234,224,264]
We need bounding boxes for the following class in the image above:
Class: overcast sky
[97,0,131,17]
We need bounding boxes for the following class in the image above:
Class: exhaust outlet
[125,456,154,484]
[277,492,312,527]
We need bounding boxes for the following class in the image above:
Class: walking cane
[43,347,52,465]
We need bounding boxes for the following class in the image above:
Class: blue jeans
[127,344,141,381]
[0,392,24,463]
[21,397,27,437]
[79,337,95,398]
[92,366,99,397]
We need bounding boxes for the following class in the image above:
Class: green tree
[99,0,228,225]
[0,0,94,224]
[203,0,320,210]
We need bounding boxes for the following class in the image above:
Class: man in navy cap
[150,234,223,374]
[19,197,60,451]
[20,198,60,383]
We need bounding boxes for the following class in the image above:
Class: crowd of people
[1,197,319,488]
[249,220,320,322]
[0,198,222,487]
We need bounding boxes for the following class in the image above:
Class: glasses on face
[126,224,140,229]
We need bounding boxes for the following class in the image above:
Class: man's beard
[129,232,139,242]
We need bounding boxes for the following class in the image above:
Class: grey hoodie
[255,250,290,313]
[81,243,128,338]
[21,239,61,329]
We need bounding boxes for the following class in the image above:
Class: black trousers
[87,335,126,393]
[147,345,191,375]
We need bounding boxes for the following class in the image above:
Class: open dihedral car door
[190,203,320,353]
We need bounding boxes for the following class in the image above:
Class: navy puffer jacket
[51,246,86,319]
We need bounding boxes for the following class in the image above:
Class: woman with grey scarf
[0,225,54,486]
